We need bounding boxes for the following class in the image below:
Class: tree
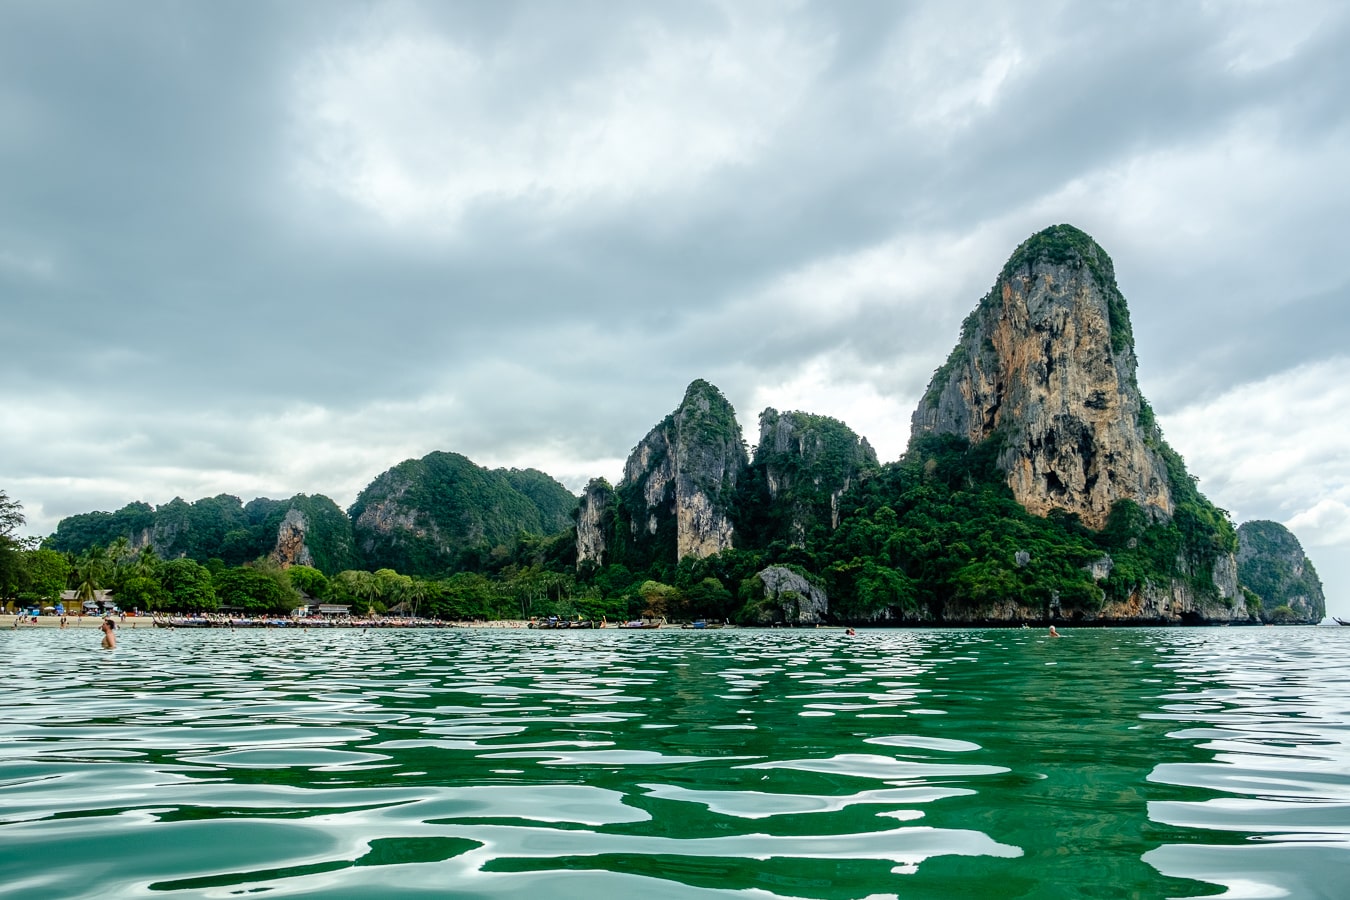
[333,570,379,613]
[638,580,679,619]
[117,575,170,611]
[213,567,297,615]
[287,565,329,600]
[0,491,25,602]
[682,577,734,620]
[132,544,159,578]
[73,547,110,608]
[405,579,431,617]
[21,549,70,604]
[158,558,217,613]
[374,568,413,608]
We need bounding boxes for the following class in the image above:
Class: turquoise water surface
[2,626,1349,898]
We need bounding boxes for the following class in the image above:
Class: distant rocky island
[45,225,1325,625]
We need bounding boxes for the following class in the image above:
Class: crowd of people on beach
[150,612,466,629]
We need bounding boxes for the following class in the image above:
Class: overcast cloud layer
[4,1,1349,616]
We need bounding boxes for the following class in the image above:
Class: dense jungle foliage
[18,420,1250,625]
[46,493,356,571]
[1236,519,1325,620]
[349,451,576,575]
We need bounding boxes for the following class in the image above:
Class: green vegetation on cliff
[1001,224,1133,353]
[1237,520,1326,622]
[736,409,877,548]
[349,451,576,577]
[46,493,357,575]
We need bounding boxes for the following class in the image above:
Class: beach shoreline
[0,614,535,630]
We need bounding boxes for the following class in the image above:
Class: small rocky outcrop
[740,408,877,546]
[911,225,1173,529]
[744,566,829,625]
[1237,520,1326,623]
[618,379,748,562]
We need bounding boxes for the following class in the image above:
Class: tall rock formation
[907,224,1248,622]
[575,478,614,568]
[911,224,1173,529]
[598,380,748,566]
[738,409,878,546]
[1237,520,1326,623]
[261,495,358,575]
[350,451,577,576]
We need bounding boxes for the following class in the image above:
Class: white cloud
[1287,499,1350,548]
[1160,358,1350,564]
[874,2,1027,136]
[1209,0,1342,73]
[291,7,829,232]
[0,248,56,281]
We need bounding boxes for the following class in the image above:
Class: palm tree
[74,548,110,610]
[339,570,379,615]
[133,544,159,578]
[405,579,430,618]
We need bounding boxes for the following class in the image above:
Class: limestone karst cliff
[574,478,614,569]
[38,223,1327,626]
[1237,520,1326,623]
[578,380,748,569]
[898,225,1245,623]
[737,409,878,547]
[577,393,879,573]
[912,224,1173,529]
[260,495,358,575]
[45,492,357,575]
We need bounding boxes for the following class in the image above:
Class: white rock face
[619,380,747,561]
[575,479,611,567]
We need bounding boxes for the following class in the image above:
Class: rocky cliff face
[745,566,829,625]
[741,408,877,545]
[617,380,748,562]
[575,478,613,568]
[903,225,1254,624]
[1237,520,1326,623]
[270,507,316,569]
[911,225,1173,529]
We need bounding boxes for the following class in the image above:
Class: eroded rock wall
[911,226,1173,529]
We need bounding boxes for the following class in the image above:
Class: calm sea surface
[3,626,1349,899]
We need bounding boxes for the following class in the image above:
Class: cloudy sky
[3,1,1348,616]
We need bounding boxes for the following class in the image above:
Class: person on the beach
[100,617,117,649]
[1049,625,1061,638]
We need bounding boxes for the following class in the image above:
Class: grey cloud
[4,1,1350,618]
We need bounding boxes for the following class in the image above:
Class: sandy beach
[1,614,153,629]
[1,614,537,630]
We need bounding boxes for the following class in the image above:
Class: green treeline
[4,426,1264,625]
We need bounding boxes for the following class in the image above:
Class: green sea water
[2,626,1349,898]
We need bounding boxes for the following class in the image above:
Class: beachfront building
[59,589,116,616]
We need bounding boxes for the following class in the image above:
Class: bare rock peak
[911,224,1168,530]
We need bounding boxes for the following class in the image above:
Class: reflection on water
[2,626,1349,898]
